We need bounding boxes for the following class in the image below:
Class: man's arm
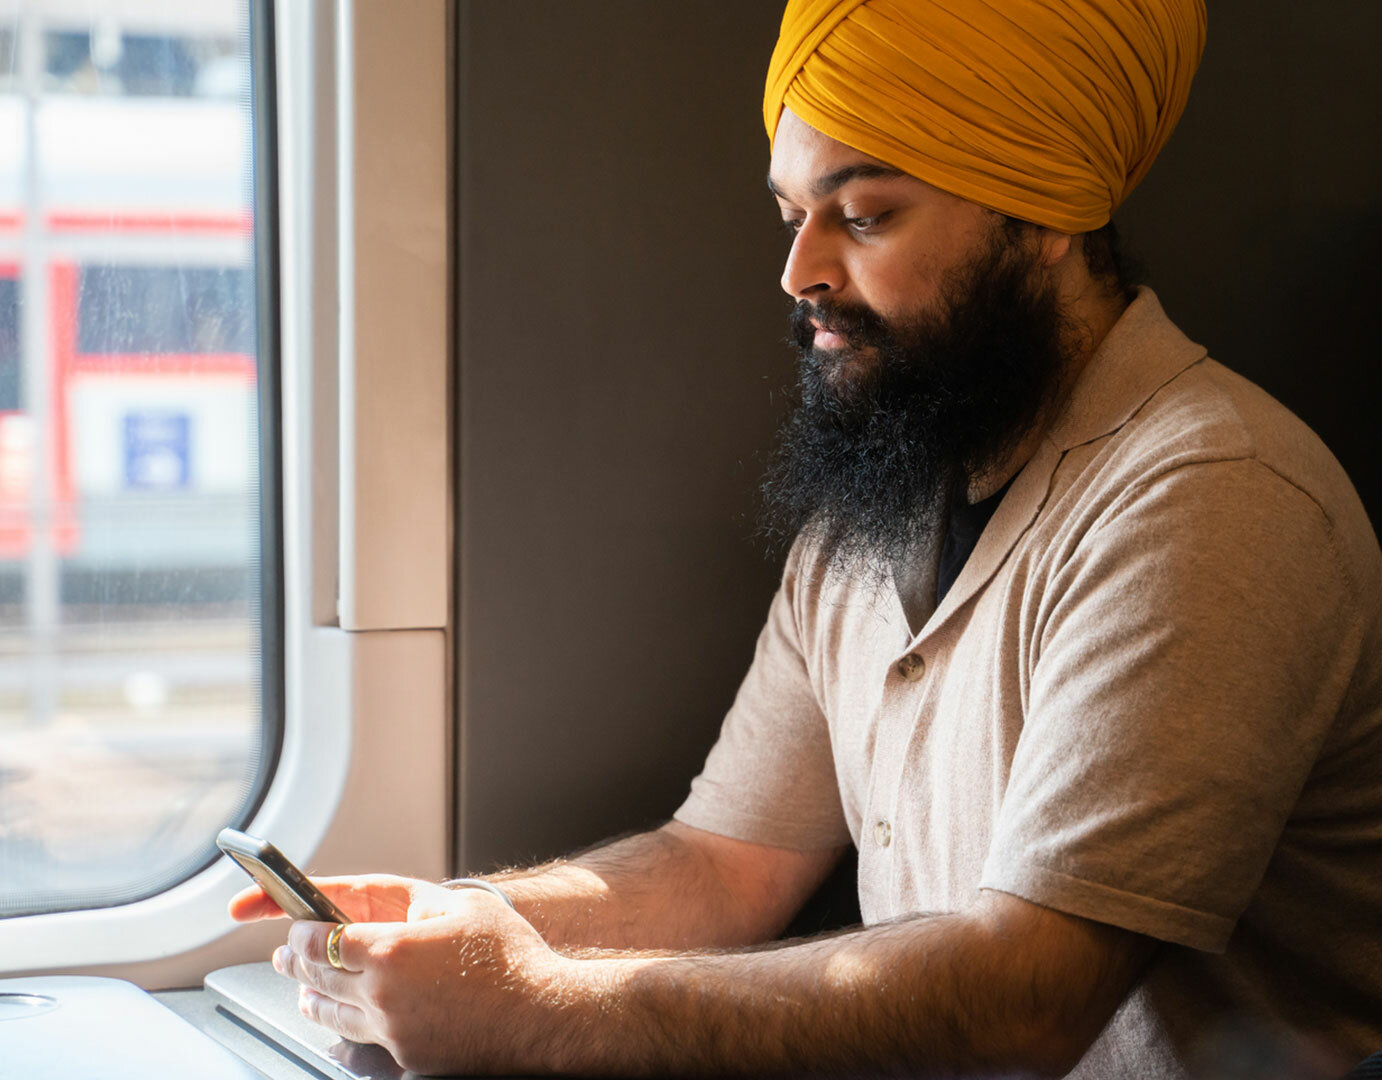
[557,890,1155,1077]
[277,884,1154,1077]
[480,820,846,950]
[230,822,843,953]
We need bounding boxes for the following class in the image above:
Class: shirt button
[874,819,892,848]
[896,653,925,681]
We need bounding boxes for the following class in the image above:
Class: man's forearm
[471,823,833,952]
[477,828,718,950]
[540,894,1150,1078]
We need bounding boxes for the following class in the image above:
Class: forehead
[768,107,919,201]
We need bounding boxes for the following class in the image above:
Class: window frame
[0,0,450,980]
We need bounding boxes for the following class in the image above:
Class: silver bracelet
[441,877,516,910]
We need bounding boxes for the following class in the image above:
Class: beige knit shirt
[675,289,1382,1076]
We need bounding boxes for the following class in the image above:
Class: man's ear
[1039,229,1073,266]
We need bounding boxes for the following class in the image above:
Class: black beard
[758,231,1076,582]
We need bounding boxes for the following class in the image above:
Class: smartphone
[216,827,351,924]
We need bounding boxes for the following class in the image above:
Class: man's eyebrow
[766,163,909,202]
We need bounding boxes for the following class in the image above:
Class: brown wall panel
[455,2,790,871]
[1116,2,1381,519]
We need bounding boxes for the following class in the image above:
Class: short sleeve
[981,458,1362,952]
[674,542,852,850]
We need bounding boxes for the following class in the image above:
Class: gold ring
[326,922,347,970]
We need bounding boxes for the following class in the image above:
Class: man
[233,1,1382,1076]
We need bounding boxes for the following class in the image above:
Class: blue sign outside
[124,412,191,490]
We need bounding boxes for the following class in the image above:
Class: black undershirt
[936,476,1014,605]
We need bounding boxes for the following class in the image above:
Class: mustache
[788,299,894,351]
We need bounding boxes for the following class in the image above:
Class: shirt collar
[1045,286,1208,453]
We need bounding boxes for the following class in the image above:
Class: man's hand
[229,872,438,924]
[224,822,845,1074]
[231,875,569,1075]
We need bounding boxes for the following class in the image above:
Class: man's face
[759,108,1075,580]
[768,107,996,373]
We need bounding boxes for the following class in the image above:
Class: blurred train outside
[0,0,266,915]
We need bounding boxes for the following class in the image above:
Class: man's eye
[845,213,888,232]
[780,219,804,237]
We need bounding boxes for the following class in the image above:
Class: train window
[44,29,241,100]
[0,28,12,92]
[0,0,446,976]
[0,272,17,409]
[77,266,255,356]
[0,0,278,919]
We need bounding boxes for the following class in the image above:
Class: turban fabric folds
[764,0,1207,232]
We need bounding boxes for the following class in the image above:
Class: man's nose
[780,218,844,300]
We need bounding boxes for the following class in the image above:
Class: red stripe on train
[44,212,252,234]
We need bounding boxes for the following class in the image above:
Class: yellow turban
[764,0,1207,232]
